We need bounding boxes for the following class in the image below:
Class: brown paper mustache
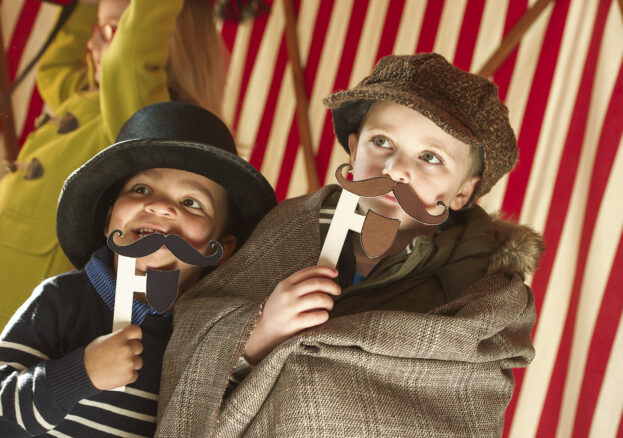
[107,230,223,267]
[334,163,448,259]
[335,163,449,225]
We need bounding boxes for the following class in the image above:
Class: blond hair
[167,0,228,116]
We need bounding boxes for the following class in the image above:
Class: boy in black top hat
[0,102,276,437]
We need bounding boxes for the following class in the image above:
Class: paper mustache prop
[107,230,223,331]
[317,163,449,268]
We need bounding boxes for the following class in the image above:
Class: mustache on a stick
[107,230,223,267]
[335,164,449,225]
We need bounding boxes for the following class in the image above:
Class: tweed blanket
[156,186,536,437]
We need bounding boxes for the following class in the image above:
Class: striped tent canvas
[1,0,622,436]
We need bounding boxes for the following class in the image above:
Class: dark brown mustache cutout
[107,230,223,267]
[335,163,449,226]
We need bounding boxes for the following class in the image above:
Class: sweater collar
[85,246,167,325]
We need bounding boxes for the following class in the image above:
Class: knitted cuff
[45,347,100,411]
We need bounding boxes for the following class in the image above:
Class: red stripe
[247,35,289,170]
[531,1,614,435]
[7,0,42,81]
[618,414,623,438]
[572,238,623,437]
[501,0,570,217]
[374,0,405,62]
[415,0,444,53]
[220,19,238,53]
[17,85,44,146]
[231,5,271,133]
[275,0,334,198]
[452,0,485,71]
[316,0,369,183]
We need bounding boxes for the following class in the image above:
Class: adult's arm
[35,2,97,113]
[99,0,183,141]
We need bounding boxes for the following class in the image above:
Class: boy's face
[348,101,480,231]
[87,0,130,84]
[105,168,235,292]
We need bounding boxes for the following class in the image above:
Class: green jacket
[0,0,182,329]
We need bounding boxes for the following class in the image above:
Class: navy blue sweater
[0,250,172,437]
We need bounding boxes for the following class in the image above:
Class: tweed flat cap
[323,53,518,199]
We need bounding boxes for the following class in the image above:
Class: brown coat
[156,186,542,437]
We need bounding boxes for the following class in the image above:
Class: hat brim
[57,138,276,268]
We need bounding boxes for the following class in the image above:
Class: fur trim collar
[488,216,545,278]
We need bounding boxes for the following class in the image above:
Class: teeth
[137,228,165,237]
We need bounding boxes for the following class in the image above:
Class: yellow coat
[0,0,183,329]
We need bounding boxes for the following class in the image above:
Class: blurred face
[86,0,130,84]
[105,168,235,291]
[348,101,480,231]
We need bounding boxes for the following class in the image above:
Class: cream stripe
[392,0,427,55]
[509,2,603,433]
[222,20,252,129]
[319,208,335,214]
[122,387,158,401]
[555,8,623,436]
[78,399,156,423]
[471,0,509,73]
[324,0,391,187]
[12,3,56,136]
[287,0,355,199]
[0,361,27,370]
[589,318,623,438]
[0,341,50,360]
[64,414,148,437]
[519,0,599,231]
[261,0,320,188]
[15,383,25,429]
[319,218,332,224]
[47,429,72,438]
[433,0,467,62]
[1,0,24,47]
[33,402,55,430]
[478,1,554,214]
[235,0,285,161]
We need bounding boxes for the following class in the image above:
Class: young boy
[0,102,276,437]
[156,54,544,437]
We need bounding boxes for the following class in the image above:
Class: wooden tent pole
[0,13,19,161]
[478,0,555,78]
[283,0,320,193]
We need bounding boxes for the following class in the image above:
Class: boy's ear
[347,133,359,164]
[216,234,237,265]
[449,176,481,210]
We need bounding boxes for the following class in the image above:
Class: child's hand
[244,266,340,364]
[84,325,143,390]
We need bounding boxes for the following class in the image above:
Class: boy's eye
[372,136,392,149]
[181,198,202,209]
[132,184,151,195]
[421,151,442,164]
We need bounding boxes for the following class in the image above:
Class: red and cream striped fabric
[2,0,622,436]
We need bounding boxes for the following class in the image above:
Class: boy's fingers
[121,324,142,340]
[129,339,143,355]
[134,355,144,370]
[292,278,341,297]
[286,265,338,286]
[296,292,335,313]
[296,310,330,329]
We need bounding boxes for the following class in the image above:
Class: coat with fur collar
[156,186,543,438]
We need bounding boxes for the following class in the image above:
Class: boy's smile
[348,101,481,231]
[105,168,234,291]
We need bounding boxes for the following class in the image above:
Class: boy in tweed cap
[156,54,544,437]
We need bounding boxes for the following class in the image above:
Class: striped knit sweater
[0,248,171,437]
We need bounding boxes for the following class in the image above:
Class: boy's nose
[145,199,177,217]
[382,158,410,184]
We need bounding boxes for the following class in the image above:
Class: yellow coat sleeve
[99,0,184,141]
[35,3,97,113]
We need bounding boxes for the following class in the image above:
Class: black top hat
[57,101,277,268]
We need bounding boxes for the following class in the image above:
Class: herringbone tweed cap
[323,53,518,199]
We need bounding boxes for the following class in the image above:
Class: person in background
[0,0,227,329]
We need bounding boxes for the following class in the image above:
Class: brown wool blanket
[156,186,538,438]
